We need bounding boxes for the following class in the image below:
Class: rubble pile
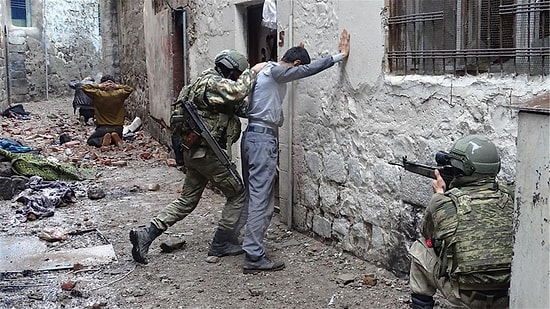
[0,101,177,200]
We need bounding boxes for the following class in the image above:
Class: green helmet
[449,134,501,177]
[214,49,249,72]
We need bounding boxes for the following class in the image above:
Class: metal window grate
[388,0,550,76]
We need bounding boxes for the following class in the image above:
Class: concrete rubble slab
[0,236,117,272]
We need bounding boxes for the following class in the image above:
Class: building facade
[0,0,103,107]
[104,0,550,274]
[102,0,549,275]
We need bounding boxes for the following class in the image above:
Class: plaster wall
[113,0,550,275]
[43,0,102,93]
[115,0,148,119]
[138,0,252,147]
[275,0,549,274]
[510,98,550,308]
[143,4,174,131]
[4,0,102,102]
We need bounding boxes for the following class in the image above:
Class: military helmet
[214,49,249,72]
[448,134,501,176]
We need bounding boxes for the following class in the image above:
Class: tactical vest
[442,183,514,291]
[170,72,242,150]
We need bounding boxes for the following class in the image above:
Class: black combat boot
[207,228,244,257]
[129,223,163,264]
[243,254,285,274]
[228,228,242,245]
[411,294,434,309]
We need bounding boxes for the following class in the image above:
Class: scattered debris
[89,264,136,292]
[38,226,68,242]
[147,183,160,191]
[87,187,106,200]
[61,281,76,291]
[336,273,356,285]
[363,274,378,287]
[204,256,220,263]
[160,240,186,253]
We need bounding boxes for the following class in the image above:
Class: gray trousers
[152,146,245,232]
[237,130,278,258]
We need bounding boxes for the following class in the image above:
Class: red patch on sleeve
[426,238,433,248]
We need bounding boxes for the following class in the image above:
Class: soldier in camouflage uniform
[129,50,266,264]
[409,135,514,309]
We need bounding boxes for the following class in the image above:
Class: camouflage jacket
[172,67,257,147]
[422,176,514,289]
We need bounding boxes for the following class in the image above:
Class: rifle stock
[181,101,244,189]
[389,156,455,186]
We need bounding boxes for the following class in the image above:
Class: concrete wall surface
[510,94,550,308]
[3,0,102,103]
[0,2,8,111]
[143,5,174,130]
[110,0,550,275]
[100,0,151,140]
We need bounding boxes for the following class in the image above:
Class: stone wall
[0,4,8,111]
[111,0,550,275]
[4,0,102,103]
[100,0,152,140]
[42,0,103,97]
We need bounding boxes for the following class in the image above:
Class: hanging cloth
[262,0,277,30]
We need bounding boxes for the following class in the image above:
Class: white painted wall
[510,98,550,309]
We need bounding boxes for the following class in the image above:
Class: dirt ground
[0,97,444,309]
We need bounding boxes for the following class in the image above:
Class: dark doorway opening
[247,4,277,66]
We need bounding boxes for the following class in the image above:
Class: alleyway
[0,98,422,309]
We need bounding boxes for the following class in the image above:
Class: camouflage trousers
[151,146,245,231]
[409,237,509,309]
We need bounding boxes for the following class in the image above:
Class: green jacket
[82,84,134,126]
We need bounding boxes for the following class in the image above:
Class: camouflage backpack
[169,72,242,150]
[441,183,514,290]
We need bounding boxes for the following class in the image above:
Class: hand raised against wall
[339,29,350,58]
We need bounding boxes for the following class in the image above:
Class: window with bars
[387,0,550,76]
[11,0,31,27]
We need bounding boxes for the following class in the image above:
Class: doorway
[247,4,277,66]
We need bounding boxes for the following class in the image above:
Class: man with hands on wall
[236,29,351,274]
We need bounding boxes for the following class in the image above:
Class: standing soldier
[129,50,266,264]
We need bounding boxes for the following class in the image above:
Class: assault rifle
[389,152,457,188]
[174,101,243,189]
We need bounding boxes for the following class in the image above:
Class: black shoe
[207,228,244,257]
[129,224,163,264]
[243,254,285,274]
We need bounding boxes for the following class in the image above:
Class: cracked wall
[111,0,550,275]
[0,2,8,110]
[2,0,103,103]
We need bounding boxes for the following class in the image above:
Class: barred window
[11,0,31,27]
[387,0,550,76]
